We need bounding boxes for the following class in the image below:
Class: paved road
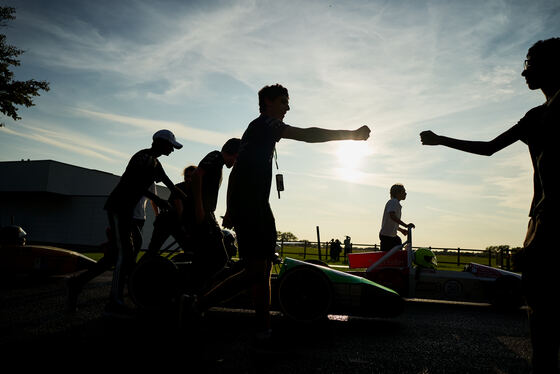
[0,272,531,373]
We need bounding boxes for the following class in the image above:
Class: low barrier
[275,240,516,271]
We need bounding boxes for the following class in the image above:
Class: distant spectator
[342,236,352,263]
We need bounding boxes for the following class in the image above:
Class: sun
[334,141,372,182]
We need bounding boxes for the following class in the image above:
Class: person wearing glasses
[420,38,560,373]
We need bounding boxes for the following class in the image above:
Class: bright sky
[1,0,559,249]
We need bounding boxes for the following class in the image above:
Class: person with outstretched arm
[182,84,370,343]
[420,38,560,373]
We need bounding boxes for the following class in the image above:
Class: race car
[274,257,404,321]
[347,228,524,309]
[128,230,405,321]
[0,225,97,277]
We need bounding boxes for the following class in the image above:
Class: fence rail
[275,240,515,271]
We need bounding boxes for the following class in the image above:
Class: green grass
[82,246,509,273]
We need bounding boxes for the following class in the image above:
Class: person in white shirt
[379,184,415,251]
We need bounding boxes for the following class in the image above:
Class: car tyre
[278,265,333,322]
[129,256,180,311]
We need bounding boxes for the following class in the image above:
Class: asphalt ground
[0,271,532,373]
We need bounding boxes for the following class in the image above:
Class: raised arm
[420,128,519,156]
[282,125,370,143]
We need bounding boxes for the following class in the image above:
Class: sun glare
[334,141,372,182]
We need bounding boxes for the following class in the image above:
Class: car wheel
[129,256,180,311]
[492,275,524,310]
[278,265,333,321]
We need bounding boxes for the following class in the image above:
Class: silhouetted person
[189,138,241,286]
[331,239,342,262]
[185,84,370,341]
[132,182,158,261]
[379,184,415,251]
[145,165,197,258]
[68,130,188,316]
[343,235,353,263]
[420,37,560,373]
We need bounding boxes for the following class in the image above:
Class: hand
[155,197,171,211]
[353,125,371,140]
[420,130,440,145]
[222,212,234,229]
[408,223,415,229]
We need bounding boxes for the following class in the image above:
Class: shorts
[234,203,277,260]
[379,234,402,252]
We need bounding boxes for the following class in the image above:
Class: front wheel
[129,256,180,311]
[277,265,333,322]
[491,275,524,310]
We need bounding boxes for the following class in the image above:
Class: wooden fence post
[316,226,322,261]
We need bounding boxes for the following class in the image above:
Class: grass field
[83,244,509,273]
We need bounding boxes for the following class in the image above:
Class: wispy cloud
[1,122,128,162]
[75,108,238,147]
[5,0,558,247]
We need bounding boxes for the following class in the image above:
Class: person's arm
[143,189,168,210]
[420,128,519,156]
[389,212,414,229]
[281,125,370,143]
[149,184,159,216]
[172,199,183,219]
[389,211,415,236]
[150,199,159,216]
[160,173,189,209]
[222,171,236,229]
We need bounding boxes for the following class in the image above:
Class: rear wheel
[129,256,180,311]
[277,266,333,321]
[492,275,524,310]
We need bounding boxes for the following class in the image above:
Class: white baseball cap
[153,129,183,149]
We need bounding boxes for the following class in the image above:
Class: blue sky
[1,0,559,249]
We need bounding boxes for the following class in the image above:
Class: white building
[0,160,167,251]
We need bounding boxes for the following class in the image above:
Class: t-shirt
[228,114,289,219]
[105,149,166,216]
[197,150,225,214]
[379,198,402,237]
[500,89,559,220]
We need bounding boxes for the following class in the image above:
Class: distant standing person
[379,184,414,252]
[420,38,560,373]
[343,235,352,263]
[187,84,371,340]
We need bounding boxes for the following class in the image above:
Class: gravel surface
[0,272,532,373]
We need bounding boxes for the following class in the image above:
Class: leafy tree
[0,6,49,126]
[277,231,298,242]
[485,245,510,254]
